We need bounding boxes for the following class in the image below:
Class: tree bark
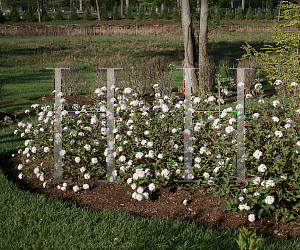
[70,0,72,11]
[278,0,282,22]
[231,0,234,16]
[177,0,181,15]
[180,0,199,96]
[242,0,245,15]
[37,0,41,22]
[197,0,200,12]
[121,0,123,20]
[79,0,82,11]
[198,0,214,94]
[95,0,100,20]
[126,0,129,14]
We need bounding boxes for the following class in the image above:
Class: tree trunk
[197,0,200,12]
[96,0,100,20]
[79,0,82,11]
[161,2,163,13]
[242,0,245,15]
[70,0,72,11]
[126,0,129,14]
[198,0,214,94]
[37,0,41,22]
[278,0,282,22]
[177,0,181,15]
[231,0,234,16]
[180,0,199,96]
[121,0,123,20]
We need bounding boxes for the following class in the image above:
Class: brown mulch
[1,87,300,246]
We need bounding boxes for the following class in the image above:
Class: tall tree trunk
[96,0,100,20]
[231,0,234,16]
[70,0,72,11]
[161,1,163,13]
[126,0,129,14]
[198,0,214,94]
[242,0,245,15]
[278,0,282,21]
[121,0,123,20]
[197,0,200,12]
[180,0,199,96]
[177,0,181,15]
[79,0,82,11]
[37,0,41,22]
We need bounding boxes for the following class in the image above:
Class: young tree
[125,4,133,19]
[9,6,20,22]
[255,7,263,20]
[245,4,253,20]
[100,2,108,20]
[112,2,121,20]
[235,4,243,20]
[69,4,79,20]
[83,5,93,20]
[54,5,64,20]
[237,0,300,94]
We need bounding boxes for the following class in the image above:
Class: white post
[174,67,253,184]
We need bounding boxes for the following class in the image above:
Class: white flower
[73,185,79,192]
[91,158,98,164]
[149,183,156,191]
[75,157,80,163]
[255,83,262,90]
[253,150,262,159]
[248,214,255,222]
[265,196,275,205]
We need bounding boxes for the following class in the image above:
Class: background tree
[25,4,37,22]
[54,5,64,20]
[171,5,180,20]
[255,7,263,20]
[112,2,121,19]
[161,0,170,19]
[266,4,274,20]
[235,4,243,19]
[245,4,253,20]
[41,6,51,21]
[0,8,6,23]
[100,1,108,20]
[125,4,133,19]
[149,1,158,19]
[69,4,79,19]
[9,6,21,22]
[137,3,145,19]
[83,5,93,19]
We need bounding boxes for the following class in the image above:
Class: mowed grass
[0,19,299,249]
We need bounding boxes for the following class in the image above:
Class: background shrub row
[0,3,283,23]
